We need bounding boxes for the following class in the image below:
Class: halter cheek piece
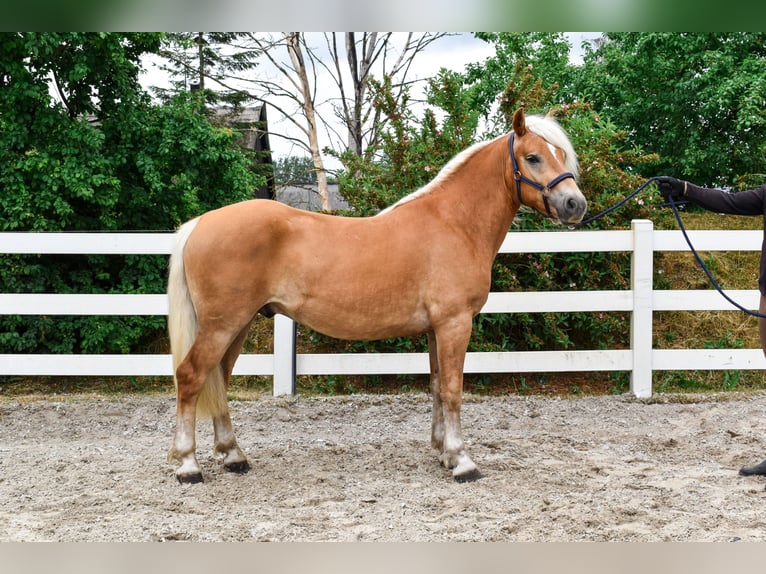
[508,132,576,218]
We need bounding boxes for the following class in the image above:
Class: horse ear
[512,108,527,137]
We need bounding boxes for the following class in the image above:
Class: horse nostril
[563,195,587,220]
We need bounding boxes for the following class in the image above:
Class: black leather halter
[508,132,576,218]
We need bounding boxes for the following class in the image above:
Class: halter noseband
[508,132,576,218]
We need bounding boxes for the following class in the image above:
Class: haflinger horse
[167,108,586,483]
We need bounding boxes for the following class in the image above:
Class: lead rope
[577,176,766,319]
[574,176,661,228]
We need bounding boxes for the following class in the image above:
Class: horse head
[509,108,587,226]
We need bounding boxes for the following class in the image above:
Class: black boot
[739,459,766,476]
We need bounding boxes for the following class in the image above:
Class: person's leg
[739,295,766,477]
[759,294,766,358]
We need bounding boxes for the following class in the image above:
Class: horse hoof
[224,460,251,475]
[453,468,483,483]
[176,472,204,484]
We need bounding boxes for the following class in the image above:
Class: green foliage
[274,155,318,186]
[154,32,261,109]
[333,72,479,217]
[465,32,577,123]
[576,33,766,187]
[653,369,753,394]
[0,33,263,354]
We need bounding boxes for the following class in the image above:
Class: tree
[0,32,263,354]
[462,32,577,126]
[153,32,261,108]
[273,155,318,186]
[576,33,766,187]
[333,71,480,216]
[278,32,332,211]
[329,32,447,156]
[155,32,448,211]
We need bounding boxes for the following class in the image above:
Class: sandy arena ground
[1,391,766,542]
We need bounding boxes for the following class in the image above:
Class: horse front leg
[433,318,482,482]
[427,331,446,453]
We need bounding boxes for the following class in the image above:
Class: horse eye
[526,154,541,165]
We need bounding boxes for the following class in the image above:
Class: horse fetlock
[168,442,203,483]
[167,444,189,465]
[215,443,250,474]
[437,449,462,469]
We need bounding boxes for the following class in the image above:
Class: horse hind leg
[168,342,219,483]
[211,324,253,474]
[169,327,248,483]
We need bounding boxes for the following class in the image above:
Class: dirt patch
[1,391,766,541]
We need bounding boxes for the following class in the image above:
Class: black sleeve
[684,183,766,216]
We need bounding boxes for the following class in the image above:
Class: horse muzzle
[550,189,587,225]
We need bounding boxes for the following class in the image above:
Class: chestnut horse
[167,108,586,483]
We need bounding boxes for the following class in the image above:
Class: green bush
[0,33,263,355]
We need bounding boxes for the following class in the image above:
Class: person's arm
[656,176,765,216]
[685,182,765,215]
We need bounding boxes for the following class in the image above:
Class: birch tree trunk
[284,33,330,211]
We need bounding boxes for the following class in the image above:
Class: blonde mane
[377,138,498,215]
[378,115,578,215]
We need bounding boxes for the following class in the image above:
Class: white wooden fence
[1,219,764,398]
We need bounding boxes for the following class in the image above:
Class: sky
[140,33,600,168]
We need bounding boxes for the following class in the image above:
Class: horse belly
[284,280,432,341]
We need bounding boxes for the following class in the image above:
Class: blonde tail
[167,218,227,418]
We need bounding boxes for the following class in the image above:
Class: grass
[651,209,766,393]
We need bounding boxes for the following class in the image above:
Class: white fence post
[630,219,654,398]
[273,314,296,396]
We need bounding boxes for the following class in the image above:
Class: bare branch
[154,31,454,206]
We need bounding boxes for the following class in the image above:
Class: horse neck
[424,137,517,259]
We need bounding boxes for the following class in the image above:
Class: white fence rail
[1,220,764,398]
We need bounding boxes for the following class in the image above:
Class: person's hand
[655,176,687,201]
